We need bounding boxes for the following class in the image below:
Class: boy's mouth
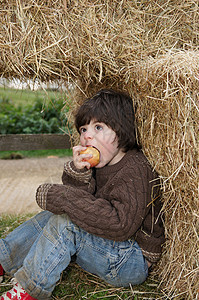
[86,145,99,152]
[81,146,100,167]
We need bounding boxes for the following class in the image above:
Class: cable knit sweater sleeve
[61,160,96,193]
[36,181,144,242]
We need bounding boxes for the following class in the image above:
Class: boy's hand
[73,145,92,169]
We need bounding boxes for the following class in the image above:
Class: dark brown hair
[75,89,139,152]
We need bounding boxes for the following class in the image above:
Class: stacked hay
[131,52,199,298]
[0,0,198,82]
[0,1,198,298]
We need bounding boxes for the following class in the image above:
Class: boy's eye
[95,124,103,131]
[80,127,86,133]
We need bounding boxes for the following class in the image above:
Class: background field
[0,86,73,158]
[0,86,61,106]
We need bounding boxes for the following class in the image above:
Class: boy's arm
[36,176,149,242]
[36,159,96,214]
[61,160,94,192]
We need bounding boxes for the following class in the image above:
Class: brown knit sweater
[36,149,165,263]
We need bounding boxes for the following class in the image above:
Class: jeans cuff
[15,267,51,300]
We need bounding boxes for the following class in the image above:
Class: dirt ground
[0,156,71,214]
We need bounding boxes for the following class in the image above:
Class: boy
[0,89,164,299]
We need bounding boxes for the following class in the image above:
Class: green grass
[0,149,73,159]
[0,86,62,107]
[0,215,166,300]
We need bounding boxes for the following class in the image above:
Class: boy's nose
[84,130,93,140]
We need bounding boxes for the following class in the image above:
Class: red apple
[80,146,100,167]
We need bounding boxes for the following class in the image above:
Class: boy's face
[79,120,125,168]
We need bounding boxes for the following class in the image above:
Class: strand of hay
[0,1,199,298]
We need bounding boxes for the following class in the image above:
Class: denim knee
[75,233,148,288]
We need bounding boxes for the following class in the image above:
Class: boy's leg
[1,212,148,298]
[0,211,53,276]
[76,233,149,287]
[14,214,79,300]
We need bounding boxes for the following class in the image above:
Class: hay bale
[0,1,198,298]
[131,51,199,299]
[0,0,198,82]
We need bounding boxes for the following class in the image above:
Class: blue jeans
[0,211,148,299]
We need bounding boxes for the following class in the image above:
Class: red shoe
[0,265,4,283]
[0,281,37,300]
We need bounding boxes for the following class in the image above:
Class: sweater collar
[96,149,138,176]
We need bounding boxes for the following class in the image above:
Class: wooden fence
[0,134,72,151]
